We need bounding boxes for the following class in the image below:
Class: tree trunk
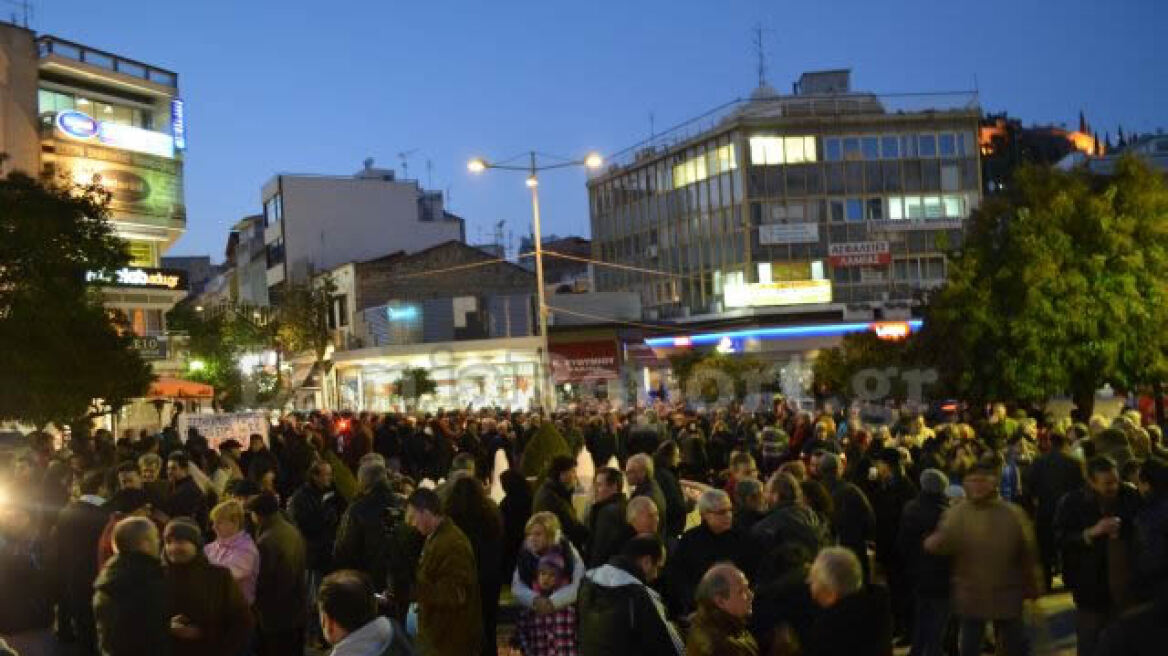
[1072,386,1096,422]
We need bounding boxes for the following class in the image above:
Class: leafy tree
[520,420,571,479]
[394,367,436,409]
[669,350,771,403]
[812,331,920,403]
[918,156,1168,417]
[167,302,270,411]
[275,275,337,364]
[0,172,153,428]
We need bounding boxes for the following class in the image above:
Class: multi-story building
[588,70,981,395]
[589,69,981,320]
[260,158,465,303]
[1,24,189,370]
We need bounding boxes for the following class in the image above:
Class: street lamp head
[525,175,539,188]
[189,359,206,372]
[467,158,487,174]
[195,305,204,313]
[584,152,603,169]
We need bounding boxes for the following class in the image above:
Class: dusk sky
[33,0,1167,260]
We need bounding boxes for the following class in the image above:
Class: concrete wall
[0,23,40,176]
[355,241,536,309]
[267,175,463,285]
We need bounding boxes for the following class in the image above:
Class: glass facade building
[588,71,981,321]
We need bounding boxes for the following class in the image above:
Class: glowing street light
[465,149,605,412]
[188,359,206,372]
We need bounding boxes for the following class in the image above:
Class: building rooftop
[37,35,177,88]
[593,70,979,176]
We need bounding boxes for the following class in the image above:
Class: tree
[812,331,919,404]
[520,420,571,479]
[275,276,337,364]
[668,350,772,405]
[0,172,153,428]
[394,367,437,409]
[918,156,1168,417]
[167,302,269,411]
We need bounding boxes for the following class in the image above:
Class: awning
[148,377,214,399]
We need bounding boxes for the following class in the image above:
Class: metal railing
[601,91,980,172]
[37,35,178,88]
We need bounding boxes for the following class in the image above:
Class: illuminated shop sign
[54,110,175,158]
[86,267,188,291]
[51,155,184,220]
[171,99,186,151]
[645,319,924,349]
[828,241,891,267]
[724,279,832,308]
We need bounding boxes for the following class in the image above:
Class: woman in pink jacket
[204,500,260,605]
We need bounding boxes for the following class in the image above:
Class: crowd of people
[1,398,1167,656]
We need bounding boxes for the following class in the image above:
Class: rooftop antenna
[649,111,655,140]
[494,220,505,251]
[3,0,31,27]
[752,23,767,88]
[425,159,433,190]
[397,149,418,180]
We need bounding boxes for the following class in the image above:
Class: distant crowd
[1,399,1167,656]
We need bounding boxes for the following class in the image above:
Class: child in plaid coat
[515,551,578,656]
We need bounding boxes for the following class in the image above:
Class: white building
[260,159,465,302]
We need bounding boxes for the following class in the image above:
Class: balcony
[37,35,177,88]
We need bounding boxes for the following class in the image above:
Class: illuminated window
[885,194,967,220]
[748,136,817,165]
[126,241,155,266]
[673,144,736,188]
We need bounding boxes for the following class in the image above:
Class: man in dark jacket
[627,415,661,458]
[666,489,755,617]
[868,447,917,640]
[897,469,952,656]
[654,443,690,540]
[1054,455,1143,656]
[626,453,668,540]
[818,453,876,582]
[161,518,252,656]
[247,493,308,656]
[806,546,893,656]
[54,470,111,654]
[532,455,589,550]
[1027,430,1085,589]
[289,459,346,647]
[165,451,208,531]
[751,473,825,587]
[92,517,169,656]
[732,478,768,535]
[586,467,628,568]
[578,535,683,656]
[333,461,419,605]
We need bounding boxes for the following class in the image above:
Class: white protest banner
[179,412,271,452]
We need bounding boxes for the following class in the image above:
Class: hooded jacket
[577,555,683,656]
[328,616,415,656]
[92,551,169,656]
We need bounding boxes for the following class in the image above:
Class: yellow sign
[724,279,832,308]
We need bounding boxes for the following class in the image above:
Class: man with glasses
[663,489,755,618]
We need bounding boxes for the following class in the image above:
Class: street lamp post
[468,150,603,413]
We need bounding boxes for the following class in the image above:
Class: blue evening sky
[32,0,1167,260]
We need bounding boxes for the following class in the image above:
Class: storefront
[550,339,620,403]
[329,336,544,412]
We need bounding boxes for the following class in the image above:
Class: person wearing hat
[868,446,917,644]
[897,469,952,656]
[162,518,252,656]
[925,459,1041,656]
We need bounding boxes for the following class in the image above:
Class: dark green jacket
[253,513,307,631]
[93,551,169,656]
[415,518,482,656]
